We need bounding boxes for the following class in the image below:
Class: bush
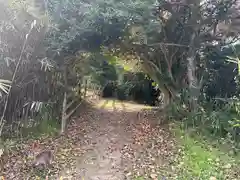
[166,98,240,154]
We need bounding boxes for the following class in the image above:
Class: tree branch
[148,42,189,47]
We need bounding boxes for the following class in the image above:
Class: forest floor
[2,98,175,180]
[2,98,240,180]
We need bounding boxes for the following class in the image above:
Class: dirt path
[3,99,175,180]
[73,99,135,180]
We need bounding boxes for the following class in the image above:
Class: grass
[20,118,60,139]
[133,123,240,180]
[1,118,60,153]
[172,123,240,180]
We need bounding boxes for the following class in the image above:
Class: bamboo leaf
[0,79,12,96]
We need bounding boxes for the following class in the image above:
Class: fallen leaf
[150,173,158,179]
[209,177,217,180]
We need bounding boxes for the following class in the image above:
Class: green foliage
[133,123,240,179]
[28,103,60,138]
[1,0,159,138]
[86,53,118,87]
[166,97,240,155]
[203,44,240,99]
[1,101,60,140]
[1,0,238,135]
[172,126,240,179]
[1,0,240,172]
[115,81,134,100]
[85,53,159,104]
[46,0,157,53]
[21,118,60,139]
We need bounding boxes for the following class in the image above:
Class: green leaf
[152,81,156,87]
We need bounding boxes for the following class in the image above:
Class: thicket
[0,0,240,155]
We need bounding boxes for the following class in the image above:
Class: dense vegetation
[0,0,240,179]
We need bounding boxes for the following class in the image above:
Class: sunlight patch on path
[93,98,153,112]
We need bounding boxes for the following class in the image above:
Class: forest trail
[72,99,145,180]
[3,99,175,180]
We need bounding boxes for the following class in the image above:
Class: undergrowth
[134,98,240,180]
[20,118,60,139]
[163,98,240,179]
[0,108,60,155]
[166,98,240,153]
[134,123,240,180]
[172,124,240,179]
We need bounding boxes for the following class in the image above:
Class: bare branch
[148,42,189,47]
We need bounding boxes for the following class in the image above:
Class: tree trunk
[61,67,68,134]
[153,79,174,107]
[84,78,87,98]
[187,33,198,111]
[61,91,67,134]
[186,1,201,111]
[159,86,170,107]
[116,66,124,86]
